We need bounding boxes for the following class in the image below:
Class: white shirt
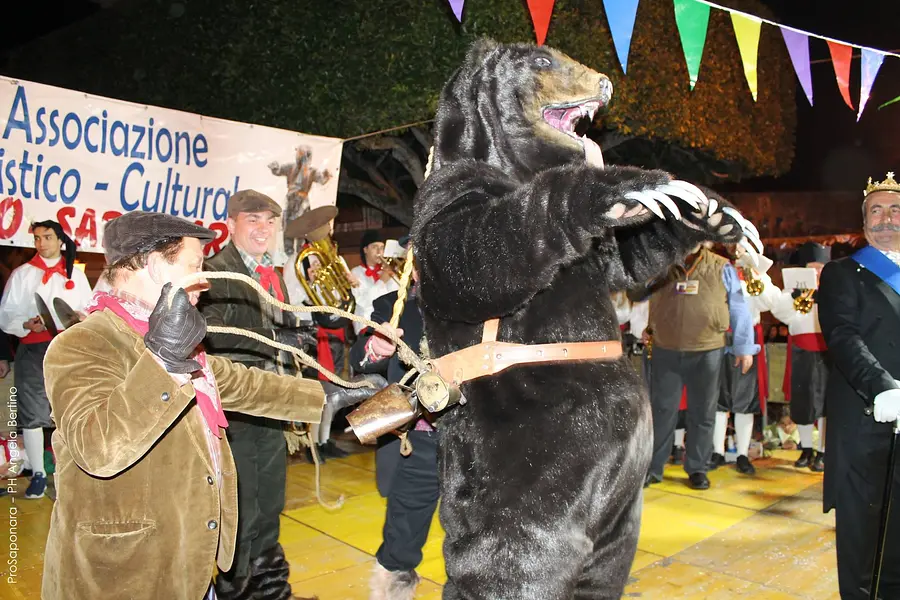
[350,264,399,334]
[0,257,93,336]
[734,254,782,326]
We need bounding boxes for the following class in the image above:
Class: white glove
[873,387,900,423]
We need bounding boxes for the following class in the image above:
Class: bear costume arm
[413,160,722,323]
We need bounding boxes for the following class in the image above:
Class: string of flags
[445,0,899,120]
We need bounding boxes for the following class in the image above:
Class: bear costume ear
[466,38,500,68]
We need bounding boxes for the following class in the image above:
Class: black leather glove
[144,283,207,374]
[274,326,319,350]
[321,374,388,411]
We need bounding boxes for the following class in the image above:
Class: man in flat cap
[201,190,372,600]
[40,211,328,600]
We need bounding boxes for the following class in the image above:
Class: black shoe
[708,453,726,471]
[644,473,662,488]
[736,455,756,475]
[810,451,825,473]
[688,472,710,490]
[794,448,813,468]
[319,440,350,459]
[671,446,685,465]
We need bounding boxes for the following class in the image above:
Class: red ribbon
[755,324,768,411]
[316,326,346,381]
[364,264,382,282]
[28,255,68,285]
[87,293,228,438]
[255,265,285,302]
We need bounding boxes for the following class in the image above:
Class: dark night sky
[3,0,899,193]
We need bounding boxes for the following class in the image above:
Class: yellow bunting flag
[730,13,762,101]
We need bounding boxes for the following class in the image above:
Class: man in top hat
[40,211,332,600]
[769,241,831,472]
[201,190,374,599]
[351,230,399,335]
[818,172,900,599]
[0,220,92,499]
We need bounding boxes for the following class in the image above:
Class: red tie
[29,255,68,285]
[255,265,284,301]
[364,264,382,282]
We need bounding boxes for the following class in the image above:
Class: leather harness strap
[430,318,623,386]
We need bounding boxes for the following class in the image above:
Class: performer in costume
[0,220,91,499]
[818,172,900,599]
[40,211,340,600]
[351,230,400,334]
[712,245,781,475]
[349,237,437,600]
[769,242,830,472]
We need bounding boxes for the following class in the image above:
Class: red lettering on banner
[102,211,122,223]
[74,209,98,248]
[205,222,229,256]
[56,206,76,238]
[0,197,23,240]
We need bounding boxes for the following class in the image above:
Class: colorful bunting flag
[827,41,855,110]
[526,0,556,46]
[879,95,900,110]
[730,13,762,101]
[858,48,885,120]
[673,0,711,90]
[447,0,464,22]
[603,0,641,74]
[780,28,813,106]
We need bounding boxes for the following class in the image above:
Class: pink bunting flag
[827,41,855,110]
[781,28,813,106]
[526,0,556,46]
[858,48,886,121]
[447,0,464,22]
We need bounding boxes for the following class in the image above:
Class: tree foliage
[6,0,796,183]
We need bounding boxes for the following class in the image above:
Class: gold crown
[865,172,900,196]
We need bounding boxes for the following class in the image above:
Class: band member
[818,172,900,599]
[349,238,436,600]
[0,220,91,499]
[40,211,330,600]
[712,245,781,475]
[351,230,399,334]
[769,242,830,472]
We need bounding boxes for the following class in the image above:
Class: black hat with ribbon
[32,220,76,289]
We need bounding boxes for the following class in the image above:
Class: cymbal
[284,205,338,241]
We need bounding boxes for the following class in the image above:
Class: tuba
[284,206,356,311]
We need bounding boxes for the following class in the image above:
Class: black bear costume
[410,39,762,599]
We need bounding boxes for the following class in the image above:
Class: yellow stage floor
[0,449,838,599]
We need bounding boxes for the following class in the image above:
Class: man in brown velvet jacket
[40,212,326,600]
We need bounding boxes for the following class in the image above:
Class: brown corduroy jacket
[40,308,325,600]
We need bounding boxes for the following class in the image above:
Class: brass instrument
[793,288,816,314]
[380,239,407,284]
[284,205,356,311]
[742,267,764,296]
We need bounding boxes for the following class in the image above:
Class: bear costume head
[431,38,612,181]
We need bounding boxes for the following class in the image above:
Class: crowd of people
[0,171,898,599]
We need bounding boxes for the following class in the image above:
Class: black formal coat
[818,254,900,511]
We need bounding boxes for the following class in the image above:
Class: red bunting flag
[526,0,556,46]
[827,41,855,110]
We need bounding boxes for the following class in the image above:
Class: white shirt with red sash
[0,255,92,343]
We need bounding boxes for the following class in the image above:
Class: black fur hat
[359,229,384,262]
[32,220,76,281]
[790,242,831,266]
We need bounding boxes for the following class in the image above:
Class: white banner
[0,77,343,263]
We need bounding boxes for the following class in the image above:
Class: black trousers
[375,429,440,572]
[836,420,900,599]
[222,413,288,580]
[790,347,829,425]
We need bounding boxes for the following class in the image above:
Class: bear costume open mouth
[542,99,602,141]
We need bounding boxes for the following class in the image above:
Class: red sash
[755,324,768,411]
[781,333,827,402]
[316,326,347,381]
[22,330,52,344]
